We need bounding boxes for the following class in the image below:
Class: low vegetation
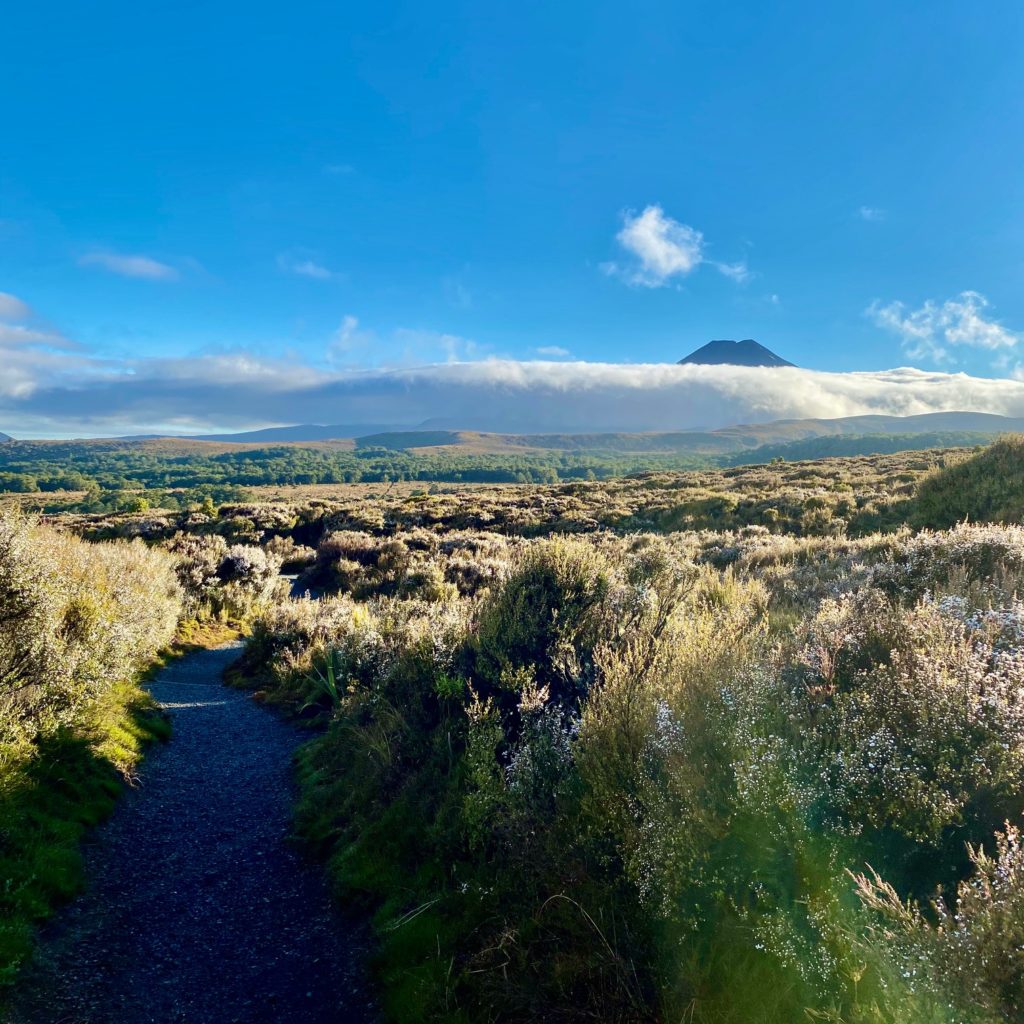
[7,437,1024,1020]
[226,437,1024,1021]
[0,429,997,513]
[0,513,181,981]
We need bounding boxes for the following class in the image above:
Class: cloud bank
[5,286,1024,438]
[5,341,1024,438]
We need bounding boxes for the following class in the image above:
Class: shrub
[0,511,182,980]
[474,538,613,708]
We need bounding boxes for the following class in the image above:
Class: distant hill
[0,432,11,443]
[189,423,400,443]
[347,412,1024,457]
[190,411,1024,450]
[722,431,999,466]
[679,339,795,367]
[12,411,1023,464]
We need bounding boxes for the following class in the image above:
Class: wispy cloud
[858,206,886,222]
[393,328,479,364]
[277,250,344,281]
[0,291,32,320]
[535,345,571,357]
[79,250,179,280]
[328,315,370,361]
[710,260,751,283]
[868,290,1019,363]
[602,204,748,288]
[327,316,479,367]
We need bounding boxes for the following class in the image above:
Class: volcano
[679,339,794,367]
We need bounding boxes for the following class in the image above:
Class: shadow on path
[6,643,374,1024]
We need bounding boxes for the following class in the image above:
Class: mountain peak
[679,339,795,368]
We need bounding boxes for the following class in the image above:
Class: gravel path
[5,642,374,1024]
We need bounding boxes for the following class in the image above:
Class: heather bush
[870,522,1024,604]
[263,533,316,571]
[164,531,283,619]
[854,821,1024,1018]
[794,589,1024,852]
[474,537,613,708]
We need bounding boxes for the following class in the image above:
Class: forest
[3,438,1024,1021]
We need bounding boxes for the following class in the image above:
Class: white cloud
[329,314,370,360]
[0,324,75,349]
[710,259,751,283]
[858,206,886,222]
[79,250,179,281]
[8,297,1024,437]
[603,205,748,288]
[535,345,571,357]
[0,297,91,402]
[8,349,1024,437]
[393,328,479,364]
[869,291,1019,362]
[277,251,343,281]
[0,291,32,320]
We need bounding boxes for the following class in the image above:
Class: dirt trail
[6,643,374,1024]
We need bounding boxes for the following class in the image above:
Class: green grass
[0,678,170,985]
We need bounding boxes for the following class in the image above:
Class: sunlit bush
[1,513,182,744]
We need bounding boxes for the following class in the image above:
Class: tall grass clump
[0,511,182,982]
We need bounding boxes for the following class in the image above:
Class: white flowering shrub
[854,821,1024,1019]
[870,522,1024,604]
[796,590,1024,845]
[163,532,282,619]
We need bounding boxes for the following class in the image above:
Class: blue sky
[2,1,1024,434]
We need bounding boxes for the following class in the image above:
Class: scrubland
[6,439,1024,1021]
[182,440,1024,1020]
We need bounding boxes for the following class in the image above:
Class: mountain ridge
[200,411,1024,450]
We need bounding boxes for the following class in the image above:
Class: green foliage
[226,459,1024,1022]
[474,538,612,706]
[912,435,1024,528]
[14,436,1024,1019]
[0,437,712,497]
[0,512,182,982]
